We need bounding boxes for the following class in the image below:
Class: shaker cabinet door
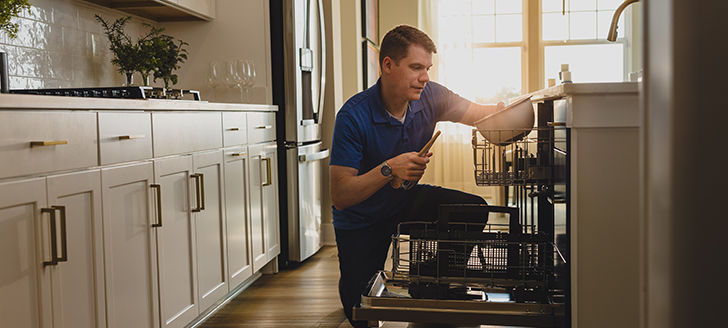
[0,178,51,328]
[223,147,253,288]
[154,155,200,328]
[46,170,105,328]
[101,162,160,328]
[192,150,229,311]
[261,145,280,261]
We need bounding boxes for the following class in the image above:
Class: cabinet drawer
[152,112,222,157]
[0,111,97,179]
[222,112,248,146]
[247,112,276,144]
[98,112,153,165]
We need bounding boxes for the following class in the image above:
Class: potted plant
[136,23,166,86]
[95,15,141,85]
[151,33,189,91]
[0,0,30,39]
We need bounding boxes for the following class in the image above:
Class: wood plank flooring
[199,246,354,328]
[198,246,493,328]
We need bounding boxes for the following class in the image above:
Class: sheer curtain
[418,0,510,203]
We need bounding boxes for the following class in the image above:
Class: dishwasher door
[354,271,565,328]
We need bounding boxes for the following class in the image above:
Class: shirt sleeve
[426,82,472,122]
[329,112,364,170]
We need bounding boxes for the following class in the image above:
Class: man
[329,25,504,327]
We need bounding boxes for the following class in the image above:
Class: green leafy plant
[151,34,189,88]
[95,15,141,75]
[0,0,31,39]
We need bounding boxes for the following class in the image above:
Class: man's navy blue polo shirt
[330,79,471,230]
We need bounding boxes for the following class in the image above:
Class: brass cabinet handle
[191,174,202,212]
[255,125,272,129]
[31,140,68,147]
[262,157,272,186]
[150,184,162,227]
[118,135,145,140]
[52,206,68,262]
[41,208,58,266]
[198,173,205,211]
[230,152,247,157]
[226,127,240,131]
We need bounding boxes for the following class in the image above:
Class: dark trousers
[335,185,487,327]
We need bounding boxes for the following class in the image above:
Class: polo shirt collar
[372,79,425,124]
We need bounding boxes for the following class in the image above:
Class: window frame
[457,0,637,94]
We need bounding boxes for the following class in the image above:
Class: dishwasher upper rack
[472,127,567,186]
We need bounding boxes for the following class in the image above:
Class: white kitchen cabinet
[101,162,160,328]
[249,142,280,272]
[0,170,106,328]
[192,150,229,311]
[0,178,52,328]
[46,170,106,328]
[153,155,200,328]
[223,147,253,288]
[178,0,216,19]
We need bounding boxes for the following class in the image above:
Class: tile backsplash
[0,0,154,89]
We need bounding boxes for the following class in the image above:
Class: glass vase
[124,71,135,86]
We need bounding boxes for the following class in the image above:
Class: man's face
[383,44,433,101]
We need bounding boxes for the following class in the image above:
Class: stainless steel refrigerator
[270,0,328,265]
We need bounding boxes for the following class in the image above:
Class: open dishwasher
[353,102,570,327]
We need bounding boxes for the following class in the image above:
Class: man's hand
[388,151,432,181]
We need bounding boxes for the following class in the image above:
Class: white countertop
[0,93,277,111]
[529,81,640,101]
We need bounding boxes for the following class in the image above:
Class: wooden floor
[199,246,493,328]
[199,246,354,328]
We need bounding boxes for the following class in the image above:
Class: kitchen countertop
[529,81,640,102]
[0,93,277,111]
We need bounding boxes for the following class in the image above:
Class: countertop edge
[529,82,640,102]
[0,94,278,111]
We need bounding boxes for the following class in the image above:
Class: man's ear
[381,56,393,74]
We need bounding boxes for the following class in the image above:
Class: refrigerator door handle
[298,149,329,162]
[315,0,326,117]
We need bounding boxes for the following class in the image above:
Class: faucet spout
[607,0,639,41]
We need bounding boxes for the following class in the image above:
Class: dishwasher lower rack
[392,221,555,303]
[472,127,566,186]
[353,271,565,327]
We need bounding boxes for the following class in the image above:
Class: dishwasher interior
[353,101,570,327]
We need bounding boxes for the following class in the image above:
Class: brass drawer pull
[31,140,68,147]
[227,127,240,131]
[230,152,247,157]
[547,122,566,127]
[255,125,272,129]
[118,135,145,140]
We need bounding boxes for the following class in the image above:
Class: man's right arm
[330,152,430,210]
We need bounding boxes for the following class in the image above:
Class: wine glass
[224,61,242,100]
[235,59,250,102]
[244,60,256,102]
[207,61,221,99]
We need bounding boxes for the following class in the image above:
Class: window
[542,0,630,85]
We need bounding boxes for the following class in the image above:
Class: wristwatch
[380,161,393,179]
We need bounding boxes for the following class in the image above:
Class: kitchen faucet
[607,0,640,41]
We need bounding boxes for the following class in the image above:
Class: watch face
[381,164,392,177]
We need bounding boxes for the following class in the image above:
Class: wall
[160,0,272,104]
[0,0,153,90]
[338,0,362,101]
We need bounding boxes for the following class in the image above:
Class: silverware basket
[472,127,566,186]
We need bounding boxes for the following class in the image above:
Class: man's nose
[419,71,430,83]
